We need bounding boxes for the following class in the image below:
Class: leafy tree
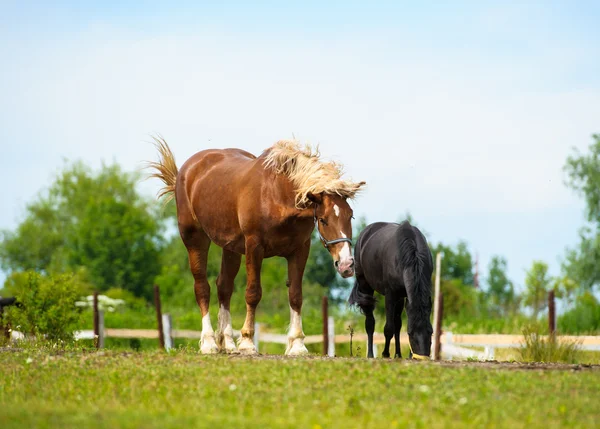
[562,134,600,292]
[430,241,474,286]
[558,291,600,334]
[441,278,479,318]
[0,162,164,300]
[523,261,553,318]
[485,256,517,316]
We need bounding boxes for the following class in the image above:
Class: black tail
[348,280,377,314]
[398,222,431,308]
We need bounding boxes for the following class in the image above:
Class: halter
[408,341,430,360]
[313,204,352,249]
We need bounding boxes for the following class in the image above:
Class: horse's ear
[307,192,323,204]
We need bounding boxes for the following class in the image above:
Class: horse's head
[308,193,356,278]
[407,299,433,360]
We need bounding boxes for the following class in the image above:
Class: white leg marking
[237,313,258,355]
[285,306,309,356]
[333,204,340,217]
[200,313,218,354]
[217,304,237,353]
[237,336,257,355]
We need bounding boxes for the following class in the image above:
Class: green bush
[3,271,88,343]
[558,292,600,334]
[518,324,581,363]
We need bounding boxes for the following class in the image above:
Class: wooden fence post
[433,292,443,360]
[98,309,105,348]
[327,316,335,357]
[154,285,165,350]
[322,296,328,356]
[548,290,556,340]
[254,322,260,352]
[0,300,6,341]
[93,291,100,349]
[432,252,443,359]
[162,313,173,351]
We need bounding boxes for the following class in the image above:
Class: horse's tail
[146,135,178,204]
[398,222,431,307]
[348,280,376,314]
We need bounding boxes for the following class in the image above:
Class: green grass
[1,349,599,429]
[519,326,582,364]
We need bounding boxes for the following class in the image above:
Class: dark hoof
[381,352,390,359]
[394,354,402,359]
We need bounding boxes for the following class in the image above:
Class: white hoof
[237,337,258,355]
[199,335,219,354]
[216,332,238,354]
[286,338,309,356]
[223,336,238,354]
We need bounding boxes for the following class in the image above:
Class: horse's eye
[319,218,327,225]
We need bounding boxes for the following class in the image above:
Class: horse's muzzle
[336,258,355,278]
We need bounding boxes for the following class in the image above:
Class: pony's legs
[382,291,397,358]
[216,249,242,353]
[186,231,218,354]
[355,275,376,358]
[238,236,263,355]
[365,307,376,358]
[394,298,405,358]
[285,240,311,356]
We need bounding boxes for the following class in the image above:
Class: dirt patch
[3,347,598,371]
[225,353,600,371]
[0,347,23,353]
[430,359,600,371]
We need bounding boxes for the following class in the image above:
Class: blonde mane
[263,140,366,208]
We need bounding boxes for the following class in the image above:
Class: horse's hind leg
[356,277,376,358]
[238,236,264,355]
[382,293,394,358]
[186,230,218,354]
[365,306,375,358]
[216,249,242,353]
[394,298,405,358]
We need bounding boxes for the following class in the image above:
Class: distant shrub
[3,271,87,343]
[558,292,600,334]
[518,324,581,364]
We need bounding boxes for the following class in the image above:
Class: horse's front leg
[238,236,264,355]
[285,240,310,356]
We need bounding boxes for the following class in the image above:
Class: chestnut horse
[148,138,365,355]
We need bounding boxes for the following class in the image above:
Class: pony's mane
[263,140,365,208]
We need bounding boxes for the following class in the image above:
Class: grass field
[1,349,599,429]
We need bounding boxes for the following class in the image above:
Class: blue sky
[1,1,599,298]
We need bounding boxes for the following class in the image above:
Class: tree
[430,241,474,286]
[523,261,553,318]
[0,161,165,300]
[485,256,517,316]
[562,134,600,292]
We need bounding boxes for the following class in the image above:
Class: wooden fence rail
[8,285,599,360]
[68,316,600,359]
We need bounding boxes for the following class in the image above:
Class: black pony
[348,221,433,359]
